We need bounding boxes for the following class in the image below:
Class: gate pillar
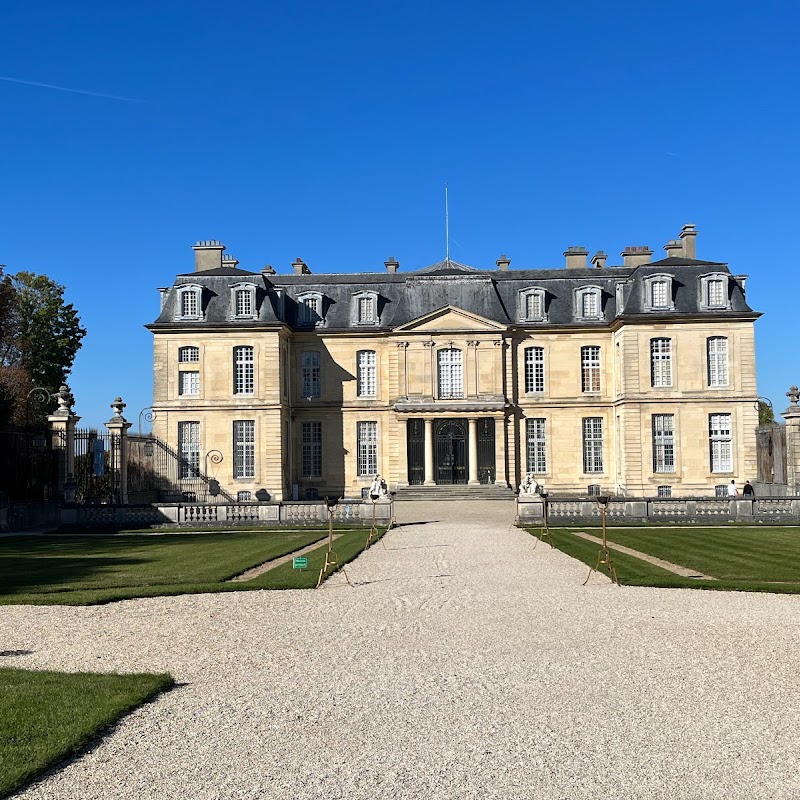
[48,385,80,503]
[105,396,133,505]
[782,386,800,495]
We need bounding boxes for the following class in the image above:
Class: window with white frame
[709,413,732,473]
[177,286,202,320]
[581,346,601,393]
[233,346,254,394]
[650,338,672,388]
[357,350,376,397]
[301,351,321,398]
[437,348,463,399]
[178,421,200,479]
[237,490,252,501]
[700,273,730,309]
[644,275,674,311]
[297,293,323,326]
[178,370,199,396]
[526,418,547,473]
[357,421,378,476]
[524,347,545,393]
[520,288,546,322]
[707,337,729,387]
[301,421,322,477]
[582,417,604,473]
[178,346,199,363]
[652,414,675,474]
[587,484,601,496]
[657,485,672,498]
[233,420,255,479]
[231,284,257,319]
[354,292,378,325]
[575,287,602,320]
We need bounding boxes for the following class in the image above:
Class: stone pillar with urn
[47,385,80,503]
[782,386,800,495]
[105,396,133,505]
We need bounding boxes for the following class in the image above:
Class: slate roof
[150,255,757,330]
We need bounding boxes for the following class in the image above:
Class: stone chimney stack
[496,254,511,271]
[192,240,225,272]
[564,247,589,269]
[222,254,239,269]
[261,264,276,275]
[384,257,400,274]
[591,251,608,269]
[663,239,683,259]
[680,223,698,259]
[621,246,653,268]
[292,257,311,275]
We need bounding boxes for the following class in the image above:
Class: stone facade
[147,226,760,501]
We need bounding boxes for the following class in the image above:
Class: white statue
[369,475,389,499]
[519,473,540,496]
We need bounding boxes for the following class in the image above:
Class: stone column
[105,396,133,505]
[468,418,479,484]
[496,414,509,486]
[47,385,80,503]
[782,386,800,495]
[424,418,435,485]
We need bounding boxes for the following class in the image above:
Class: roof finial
[445,183,450,266]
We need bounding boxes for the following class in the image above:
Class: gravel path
[2,501,800,799]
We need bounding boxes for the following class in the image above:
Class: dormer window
[297,292,323,326]
[644,274,675,311]
[353,291,379,325]
[176,285,203,321]
[700,273,730,310]
[231,283,257,320]
[575,287,603,320]
[519,288,547,322]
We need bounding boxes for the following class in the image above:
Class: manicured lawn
[0,527,384,605]
[524,525,800,593]
[0,667,172,798]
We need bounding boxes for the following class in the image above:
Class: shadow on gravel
[0,650,33,657]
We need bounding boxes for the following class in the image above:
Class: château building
[147,224,760,501]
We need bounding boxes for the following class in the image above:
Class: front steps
[394,484,515,501]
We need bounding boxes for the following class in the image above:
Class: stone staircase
[394,484,515,501]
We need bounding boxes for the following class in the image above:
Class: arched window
[178,346,199,363]
[297,292,323,326]
[176,285,203,321]
[437,348,463,399]
[700,273,730,309]
[519,288,546,322]
[231,283,257,319]
[644,274,674,311]
[575,287,602,320]
[353,291,379,325]
[301,351,321,398]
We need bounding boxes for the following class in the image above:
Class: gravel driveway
[2,501,800,799]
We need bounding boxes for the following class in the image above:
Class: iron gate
[406,419,425,485]
[435,419,467,484]
[0,427,60,502]
[477,418,496,484]
[73,429,119,504]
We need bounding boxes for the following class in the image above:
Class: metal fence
[0,427,61,502]
[73,428,119,504]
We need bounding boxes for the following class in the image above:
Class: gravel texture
[2,501,800,799]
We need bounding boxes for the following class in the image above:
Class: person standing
[743,480,755,498]
[727,480,738,497]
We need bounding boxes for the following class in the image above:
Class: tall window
[582,417,604,473]
[357,350,376,397]
[357,421,378,476]
[520,288,546,321]
[650,279,669,308]
[526,418,547,473]
[302,422,322,477]
[178,287,201,319]
[233,346,254,395]
[235,288,253,317]
[576,287,602,319]
[524,347,545,393]
[652,414,675,473]
[233,420,255,479]
[709,413,732,473]
[438,348,463,399]
[707,337,729,387]
[301,351,321,398]
[178,346,199,363]
[707,278,726,307]
[701,274,729,309]
[650,338,672,387]
[298,294,322,326]
[357,295,376,324]
[178,422,200,479]
[581,346,601,393]
[179,371,199,396]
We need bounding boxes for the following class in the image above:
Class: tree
[0,269,86,427]
[758,400,775,426]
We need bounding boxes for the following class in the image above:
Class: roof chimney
[564,246,589,269]
[496,254,511,271]
[261,264,276,275]
[680,223,697,259]
[384,257,400,274]
[621,246,653,268]
[192,240,225,272]
[591,251,608,269]
[663,239,683,259]
[292,257,311,276]
[221,254,239,269]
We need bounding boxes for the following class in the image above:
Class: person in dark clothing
[743,481,755,498]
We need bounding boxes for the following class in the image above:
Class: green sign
[293,557,309,570]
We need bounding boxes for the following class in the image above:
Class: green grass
[524,525,800,593]
[0,527,385,605]
[0,667,173,798]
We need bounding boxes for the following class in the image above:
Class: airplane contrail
[0,75,146,103]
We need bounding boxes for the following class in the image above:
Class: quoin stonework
[147,224,760,502]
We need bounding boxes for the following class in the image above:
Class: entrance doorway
[435,419,467,484]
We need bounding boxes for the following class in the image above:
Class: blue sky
[1,1,797,427]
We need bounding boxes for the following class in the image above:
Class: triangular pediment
[394,305,506,333]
